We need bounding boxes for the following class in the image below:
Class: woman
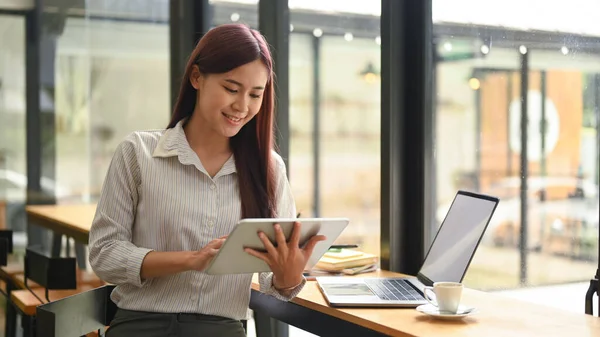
[88,23,325,337]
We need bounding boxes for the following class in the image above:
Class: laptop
[316,190,499,307]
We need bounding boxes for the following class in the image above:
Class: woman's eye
[224,86,237,93]
[250,94,261,99]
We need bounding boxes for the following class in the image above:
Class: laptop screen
[419,191,498,283]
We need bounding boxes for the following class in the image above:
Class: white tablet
[204,218,349,275]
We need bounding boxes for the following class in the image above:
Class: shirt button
[210,184,216,190]
[208,220,214,227]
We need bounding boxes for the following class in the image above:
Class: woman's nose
[231,96,248,113]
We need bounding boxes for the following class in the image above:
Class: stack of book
[305,249,379,278]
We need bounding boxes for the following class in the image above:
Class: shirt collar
[152,119,237,176]
[151,126,179,158]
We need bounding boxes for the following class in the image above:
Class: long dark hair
[167,24,276,219]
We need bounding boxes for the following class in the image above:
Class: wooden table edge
[25,205,90,242]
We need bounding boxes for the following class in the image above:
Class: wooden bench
[12,281,109,337]
[2,262,105,337]
[1,262,42,337]
[17,285,115,337]
[0,261,27,281]
[12,285,99,316]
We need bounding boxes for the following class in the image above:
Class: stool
[33,285,116,337]
[1,262,42,337]
[2,263,105,337]
[12,284,99,336]
[6,246,106,337]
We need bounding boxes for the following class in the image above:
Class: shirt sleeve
[88,133,154,287]
[258,152,305,301]
[259,272,307,301]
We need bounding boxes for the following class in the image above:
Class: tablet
[204,218,349,275]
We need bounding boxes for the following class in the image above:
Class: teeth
[223,113,241,122]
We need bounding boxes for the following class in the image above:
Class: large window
[212,0,258,28]
[212,0,382,257]
[51,1,171,202]
[432,0,600,310]
[289,5,381,257]
[0,14,26,233]
[50,0,263,203]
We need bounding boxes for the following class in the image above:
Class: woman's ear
[189,65,203,89]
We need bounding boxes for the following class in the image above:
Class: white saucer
[415,304,476,320]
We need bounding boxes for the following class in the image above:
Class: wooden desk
[251,270,600,337]
[0,200,6,229]
[26,204,96,244]
[26,203,96,271]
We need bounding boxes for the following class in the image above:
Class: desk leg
[21,314,34,337]
[27,225,53,254]
[272,320,289,337]
[51,233,62,258]
[5,282,17,337]
[254,310,289,337]
[75,242,87,270]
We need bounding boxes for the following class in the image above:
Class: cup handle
[423,286,437,307]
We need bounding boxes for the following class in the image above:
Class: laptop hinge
[417,273,433,286]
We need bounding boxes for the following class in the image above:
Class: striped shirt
[88,119,304,320]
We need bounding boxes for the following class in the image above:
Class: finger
[257,231,279,257]
[273,224,288,252]
[244,248,271,264]
[302,235,327,258]
[206,248,219,257]
[200,248,219,263]
[211,238,226,249]
[208,238,226,249]
[289,222,301,248]
[218,235,228,239]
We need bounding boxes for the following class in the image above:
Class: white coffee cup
[423,282,463,314]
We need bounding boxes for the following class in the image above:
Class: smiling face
[190,59,269,139]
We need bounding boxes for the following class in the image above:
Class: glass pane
[289,0,380,15]
[0,178,21,191]
[289,33,315,219]
[433,0,600,313]
[212,0,258,28]
[54,1,170,203]
[212,1,382,257]
[0,14,26,231]
[290,7,381,257]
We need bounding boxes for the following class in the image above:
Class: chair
[0,229,35,337]
[584,225,599,317]
[36,285,116,337]
[10,247,97,337]
[34,284,253,337]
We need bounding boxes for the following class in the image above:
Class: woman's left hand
[245,222,326,290]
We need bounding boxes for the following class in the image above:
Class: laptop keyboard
[364,279,424,301]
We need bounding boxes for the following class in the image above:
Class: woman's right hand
[187,236,227,272]
[140,236,228,280]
